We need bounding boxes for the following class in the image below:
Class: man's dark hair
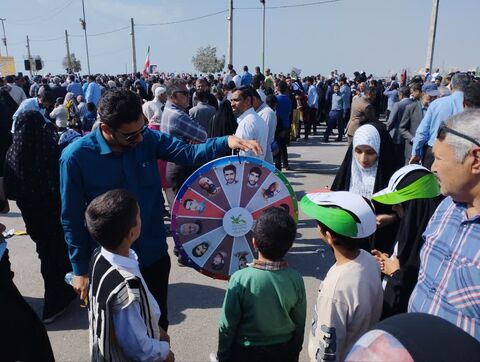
[98,89,142,128]
[223,164,236,173]
[243,65,248,72]
[233,86,255,102]
[227,63,233,71]
[251,75,262,89]
[5,75,14,83]
[277,80,288,94]
[266,94,277,109]
[196,90,209,103]
[253,207,296,260]
[252,89,262,101]
[39,89,56,103]
[399,86,410,98]
[88,75,95,82]
[410,82,423,93]
[69,75,75,82]
[464,82,480,108]
[85,189,139,250]
[249,166,262,176]
[87,102,96,112]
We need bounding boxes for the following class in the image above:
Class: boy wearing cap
[301,191,383,362]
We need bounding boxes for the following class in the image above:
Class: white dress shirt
[235,107,268,160]
[256,103,277,164]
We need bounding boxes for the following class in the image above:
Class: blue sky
[2,0,479,77]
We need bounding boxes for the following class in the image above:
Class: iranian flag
[142,46,150,78]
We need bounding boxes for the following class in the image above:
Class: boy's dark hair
[223,164,236,173]
[253,207,296,260]
[98,89,142,129]
[85,189,139,250]
[316,220,363,251]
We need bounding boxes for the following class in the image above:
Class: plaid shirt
[160,101,207,143]
[253,259,288,271]
[409,197,480,340]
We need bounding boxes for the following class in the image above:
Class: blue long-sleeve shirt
[383,89,399,111]
[276,94,292,130]
[411,91,464,157]
[11,98,50,132]
[241,71,253,86]
[85,82,102,105]
[60,127,229,275]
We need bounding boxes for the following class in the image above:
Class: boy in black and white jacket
[86,189,174,361]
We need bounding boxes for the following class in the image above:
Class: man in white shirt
[231,70,242,88]
[142,86,166,123]
[231,87,268,160]
[252,92,276,164]
[6,75,27,106]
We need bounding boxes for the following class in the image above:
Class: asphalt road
[2,130,347,362]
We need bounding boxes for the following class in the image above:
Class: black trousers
[0,249,55,362]
[16,199,74,316]
[274,129,290,169]
[141,253,171,331]
[229,339,299,362]
[422,146,434,170]
[166,162,197,194]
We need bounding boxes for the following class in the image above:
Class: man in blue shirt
[410,72,471,168]
[61,89,260,331]
[85,75,102,106]
[275,81,292,170]
[240,65,253,86]
[66,75,84,98]
[10,90,55,132]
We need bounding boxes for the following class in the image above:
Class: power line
[136,10,228,27]
[29,35,64,42]
[8,0,76,25]
[236,0,340,10]
[70,26,130,38]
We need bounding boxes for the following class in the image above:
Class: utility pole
[425,0,439,72]
[130,18,137,75]
[227,0,233,66]
[26,35,32,76]
[0,18,7,56]
[81,0,91,74]
[65,29,72,71]
[260,0,266,72]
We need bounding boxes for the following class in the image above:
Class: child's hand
[382,255,400,276]
[160,328,170,343]
[166,350,175,362]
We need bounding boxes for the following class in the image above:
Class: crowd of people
[1,63,480,361]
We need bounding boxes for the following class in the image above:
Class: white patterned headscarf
[349,124,381,198]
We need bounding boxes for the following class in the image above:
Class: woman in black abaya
[331,122,402,253]
[371,165,442,318]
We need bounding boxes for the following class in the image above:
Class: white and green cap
[372,164,440,205]
[300,190,377,239]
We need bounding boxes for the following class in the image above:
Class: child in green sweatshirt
[216,207,306,362]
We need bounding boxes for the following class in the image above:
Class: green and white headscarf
[300,190,377,239]
[372,164,440,205]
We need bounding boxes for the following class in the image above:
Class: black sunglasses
[113,124,148,143]
[437,125,480,147]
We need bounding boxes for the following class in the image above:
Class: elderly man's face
[431,139,478,202]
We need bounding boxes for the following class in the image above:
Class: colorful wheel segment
[171,155,298,280]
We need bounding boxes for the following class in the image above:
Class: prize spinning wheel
[171,156,298,280]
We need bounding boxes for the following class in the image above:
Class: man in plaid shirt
[409,109,480,341]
